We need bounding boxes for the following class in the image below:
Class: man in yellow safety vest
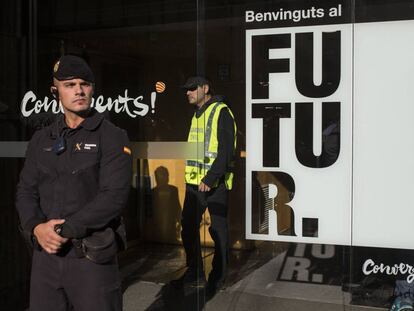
[173,76,236,297]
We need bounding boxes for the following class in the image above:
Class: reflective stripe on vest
[185,102,237,190]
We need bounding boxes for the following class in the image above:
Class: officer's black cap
[182,76,211,90]
[53,55,95,83]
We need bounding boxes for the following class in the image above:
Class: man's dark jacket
[16,110,132,239]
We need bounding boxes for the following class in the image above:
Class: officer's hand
[33,219,68,254]
[199,182,211,192]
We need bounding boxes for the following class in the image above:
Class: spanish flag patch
[123,146,131,155]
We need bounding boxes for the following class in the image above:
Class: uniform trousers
[29,248,122,311]
[181,183,229,283]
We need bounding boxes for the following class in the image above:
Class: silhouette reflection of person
[150,166,181,243]
[320,119,340,167]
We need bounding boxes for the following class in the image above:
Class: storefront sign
[363,259,414,283]
[21,82,166,118]
[246,2,414,250]
[245,6,352,245]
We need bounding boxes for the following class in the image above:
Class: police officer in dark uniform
[16,55,132,311]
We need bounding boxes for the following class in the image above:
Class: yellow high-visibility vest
[185,102,237,190]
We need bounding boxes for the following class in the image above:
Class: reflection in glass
[252,171,296,236]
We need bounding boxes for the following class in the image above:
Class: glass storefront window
[2,0,414,310]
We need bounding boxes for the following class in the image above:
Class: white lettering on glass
[20,89,153,118]
[362,259,414,283]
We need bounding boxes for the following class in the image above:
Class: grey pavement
[123,281,387,311]
[120,243,389,311]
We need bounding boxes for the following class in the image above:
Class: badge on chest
[73,142,99,153]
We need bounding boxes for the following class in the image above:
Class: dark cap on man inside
[53,55,95,83]
[182,76,211,90]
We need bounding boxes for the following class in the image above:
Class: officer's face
[54,78,94,114]
[186,84,209,107]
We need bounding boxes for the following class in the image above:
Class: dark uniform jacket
[16,110,132,239]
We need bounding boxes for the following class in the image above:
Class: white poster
[246,24,353,245]
[353,20,414,250]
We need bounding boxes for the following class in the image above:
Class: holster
[79,227,118,264]
[73,217,127,264]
